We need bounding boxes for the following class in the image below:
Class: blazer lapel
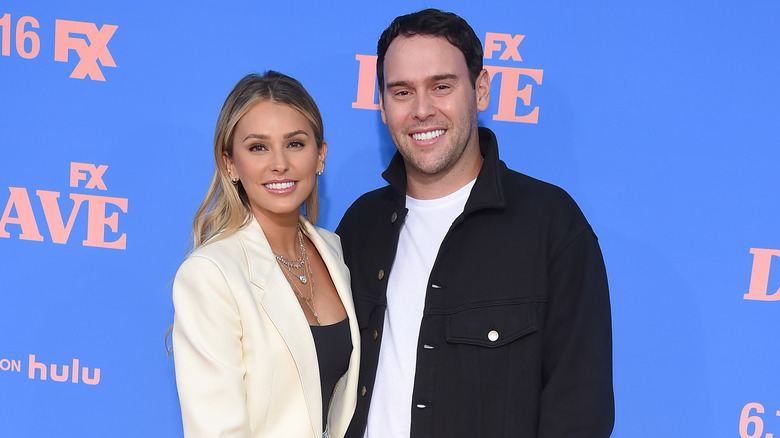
[238,218,322,437]
[301,218,354,312]
[301,217,361,438]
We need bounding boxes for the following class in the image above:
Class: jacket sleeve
[539,227,615,437]
[172,255,252,438]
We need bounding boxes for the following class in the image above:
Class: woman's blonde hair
[190,71,325,251]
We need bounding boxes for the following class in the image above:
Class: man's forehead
[386,33,458,55]
[384,35,467,83]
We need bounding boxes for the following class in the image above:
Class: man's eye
[395,90,410,96]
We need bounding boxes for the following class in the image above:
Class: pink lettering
[37,190,88,244]
[70,162,108,190]
[54,19,118,81]
[0,358,21,372]
[0,187,44,241]
[484,66,544,123]
[70,194,128,249]
[26,355,100,385]
[82,366,101,385]
[72,358,80,383]
[352,54,380,110]
[744,248,780,301]
[28,354,47,380]
[50,363,70,382]
[484,32,525,61]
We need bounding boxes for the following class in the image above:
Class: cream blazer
[172,216,360,438]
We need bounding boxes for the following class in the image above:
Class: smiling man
[337,9,614,438]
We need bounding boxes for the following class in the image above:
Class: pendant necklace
[275,226,308,284]
[274,225,320,325]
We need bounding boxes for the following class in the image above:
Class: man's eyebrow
[430,73,458,82]
[386,74,459,89]
[386,80,411,89]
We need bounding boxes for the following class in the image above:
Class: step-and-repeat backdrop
[1,1,778,436]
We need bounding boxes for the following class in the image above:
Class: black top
[310,317,351,432]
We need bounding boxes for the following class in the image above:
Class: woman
[172,71,359,437]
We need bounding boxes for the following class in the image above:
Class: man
[337,8,614,438]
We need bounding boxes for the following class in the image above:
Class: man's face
[379,34,489,184]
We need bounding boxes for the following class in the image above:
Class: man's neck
[405,147,483,200]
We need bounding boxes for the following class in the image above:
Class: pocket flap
[446,302,537,348]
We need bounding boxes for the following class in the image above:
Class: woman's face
[224,100,326,224]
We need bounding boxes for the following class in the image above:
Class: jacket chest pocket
[445,302,538,348]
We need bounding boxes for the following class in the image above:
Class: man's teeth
[265,181,295,190]
[412,129,444,141]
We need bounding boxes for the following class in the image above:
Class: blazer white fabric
[172,216,360,438]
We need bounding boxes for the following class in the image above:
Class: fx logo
[70,162,108,190]
[484,32,524,61]
[54,19,118,81]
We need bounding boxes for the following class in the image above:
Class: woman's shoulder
[181,229,247,272]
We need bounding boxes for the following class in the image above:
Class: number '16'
[0,14,40,59]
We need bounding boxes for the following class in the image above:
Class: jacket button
[377,269,385,280]
[488,330,499,342]
[391,212,398,223]
[372,329,379,340]
[361,386,367,396]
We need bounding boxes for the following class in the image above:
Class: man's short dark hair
[376,8,484,93]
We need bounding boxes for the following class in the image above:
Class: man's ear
[475,69,491,111]
[378,86,387,125]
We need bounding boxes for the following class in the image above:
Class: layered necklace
[274,225,320,325]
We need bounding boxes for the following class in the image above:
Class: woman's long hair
[166,71,326,354]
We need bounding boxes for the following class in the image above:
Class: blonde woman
[172,71,359,437]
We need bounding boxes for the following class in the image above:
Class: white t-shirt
[364,179,476,438]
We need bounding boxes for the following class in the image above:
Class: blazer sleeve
[172,254,252,438]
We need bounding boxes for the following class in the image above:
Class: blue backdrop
[1,1,778,437]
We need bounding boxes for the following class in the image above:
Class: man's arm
[539,227,615,437]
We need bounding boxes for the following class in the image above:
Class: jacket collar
[381,126,506,214]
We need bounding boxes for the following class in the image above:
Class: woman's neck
[253,212,301,259]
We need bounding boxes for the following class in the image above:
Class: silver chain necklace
[274,226,307,283]
[274,225,320,324]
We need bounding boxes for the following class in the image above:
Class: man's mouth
[411,129,445,141]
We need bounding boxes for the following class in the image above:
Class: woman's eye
[248,144,267,152]
[288,141,305,148]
